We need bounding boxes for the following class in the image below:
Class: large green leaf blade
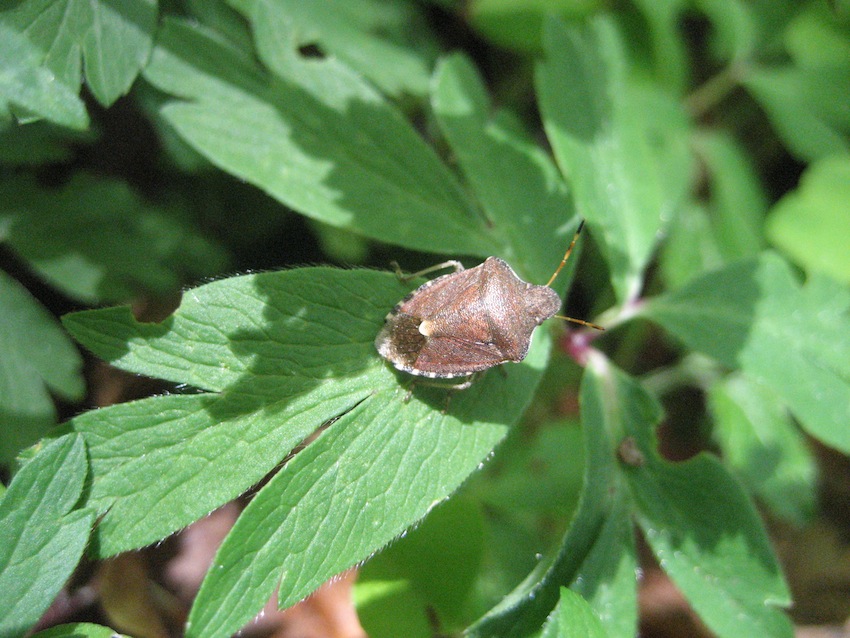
[585,362,792,638]
[0,434,93,637]
[0,270,84,461]
[74,383,378,556]
[64,268,399,393]
[536,16,691,302]
[64,268,406,555]
[632,456,793,637]
[143,17,494,257]
[644,253,850,453]
[186,331,553,638]
[431,53,579,286]
[467,357,637,638]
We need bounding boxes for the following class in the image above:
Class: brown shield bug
[375,220,602,389]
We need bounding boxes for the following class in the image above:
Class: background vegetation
[1,1,849,637]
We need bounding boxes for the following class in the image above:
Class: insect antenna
[547,220,604,331]
[546,220,585,287]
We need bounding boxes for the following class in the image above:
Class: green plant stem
[685,64,744,120]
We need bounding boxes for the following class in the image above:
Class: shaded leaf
[467,0,602,52]
[0,435,93,637]
[695,0,759,63]
[238,0,437,97]
[357,494,485,634]
[695,131,766,261]
[536,16,691,302]
[644,253,850,453]
[0,270,83,461]
[631,0,690,91]
[709,373,817,525]
[354,579,432,638]
[431,53,580,287]
[589,361,793,638]
[143,17,493,257]
[468,358,635,638]
[0,120,94,165]
[744,65,850,161]
[658,203,724,289]
[0,174,230,303]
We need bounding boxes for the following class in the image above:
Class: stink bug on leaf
[375,220,603,389]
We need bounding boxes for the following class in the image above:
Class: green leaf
[236,0,437,97]
[186,334,551,638]
[0,174,230,303]
[644,253,850,453]
[0,120,94,165]
[474,356,792,638]
[468,362,637,638]
[709,373,817,525]
[629,447,793,637]
[63,267,405,554]
[471,421,584,536]
[591,362,792,638]
[631,0,690,91]
[744,65,850,161]
[695,131,766,261]
[31,623,128,638]
[143,17,494,257]
[661,132,766,288]
[453,419,584,625]
[355,579,432,638]
[536,16,691,302]
[567,489,637,638]
[0,270,84,462]
[695,0,759,63]
[357,494,485,634]
[784,4,850,69]
[63,264,554,635]
[431,53,580,287]
[540,588,609,638]
[467,0,602,52]
[659,203,724,289]
[0,23,88,129]
[766,154,850,284]
[0,0,157,107]
[0,434,94,638]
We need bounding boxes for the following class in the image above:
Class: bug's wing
[397,267,483,316]
[413,336,507,377]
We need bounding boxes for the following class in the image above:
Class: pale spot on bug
[418,319,434,337]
